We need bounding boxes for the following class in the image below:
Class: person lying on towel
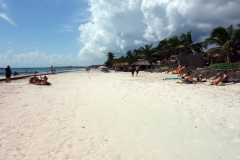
[29,75,40,84]
[34,76,51,85]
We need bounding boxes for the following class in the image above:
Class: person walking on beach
[51,65,54,74]
[131,66,135,77]
[86,67,90,73]
[136,65,140,77]
[1,66,12,83]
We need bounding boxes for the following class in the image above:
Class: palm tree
[107,52,115,63]
[139,44,156,69]
[104,52,115,67]
[176,30,203,54]
[203,24,240,63]
[155,36,180,59]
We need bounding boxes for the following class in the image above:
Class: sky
[1,0,240,67]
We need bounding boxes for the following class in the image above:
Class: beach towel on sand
[164,78,180,80]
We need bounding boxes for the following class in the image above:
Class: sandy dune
[0,70,240,160]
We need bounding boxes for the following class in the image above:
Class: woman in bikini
[177,65,182,77]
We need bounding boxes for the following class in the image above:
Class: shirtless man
[51,65,54,74]
[180,72,195,84]
[86,67,90,73]
[210,73,223,85]
[222,71,229,83]
[135,65,140,77]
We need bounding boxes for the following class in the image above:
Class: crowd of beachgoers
[1,64,239,87]
[113,64,236,86]
[174,65,231,86]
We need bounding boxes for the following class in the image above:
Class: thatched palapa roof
[113,62,129,67]
[99,66,108,69]
[131,59,150,66]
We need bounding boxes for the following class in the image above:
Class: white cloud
[8,42,12,44]
[133,40,142,45]
[0,0,7,10]
[0,50,79,67]
[77,0,240,64]
[57,24,76,33]
[77,0,145,62]
[0,13,15,26]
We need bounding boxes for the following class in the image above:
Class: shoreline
[0,69,83,82]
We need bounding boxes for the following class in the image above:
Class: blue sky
[0,0,89,67]
[1,0,240,67]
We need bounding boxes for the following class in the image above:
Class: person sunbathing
[29,75,40,83]
[222,71,229,83]
[210,73,223,85]
[34,76,48,85]
[197,74,203,82]
[180,72,196,84]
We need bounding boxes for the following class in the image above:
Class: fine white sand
[0,70,240,160]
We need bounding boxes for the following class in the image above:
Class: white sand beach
[0,70,240,160]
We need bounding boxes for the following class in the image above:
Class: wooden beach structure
[131,59,150,70]
[112,62,130,71]
[169,54,205,72]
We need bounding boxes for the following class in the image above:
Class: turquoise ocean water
[0,67,85,76]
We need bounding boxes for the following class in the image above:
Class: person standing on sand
[131,66,135,77]
[86,67,90,73]
[51,65,54,74]
[177,65,183,77]
[2,66,12,83]
[136,65,140,77]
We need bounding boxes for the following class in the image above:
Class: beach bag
[45,82,51,85]
[218,82,225,86]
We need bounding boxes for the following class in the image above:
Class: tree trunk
[211,54,213,65]
[151,63,153,73]
[227,52,230,63]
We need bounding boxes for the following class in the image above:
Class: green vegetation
[139,44,156,69]
[103,23,240,68]
[155,64,169,69]
[203,24,240,63]
[210,62,240,69]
